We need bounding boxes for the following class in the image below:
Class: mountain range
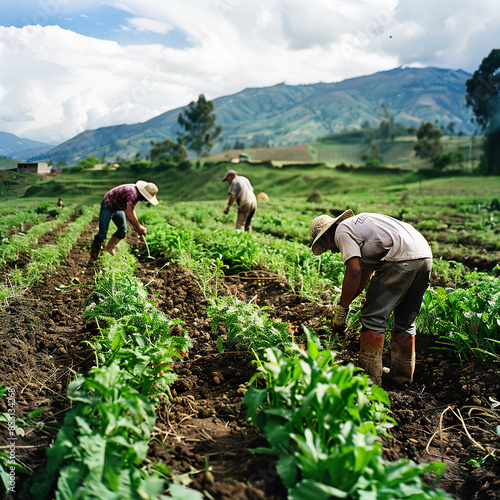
[4,66,476,165]
[0,131,55,161]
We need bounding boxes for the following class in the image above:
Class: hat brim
[311,209,354,255]
[311,227,332,255]
[136,181,159,205]
[222,171,237,181]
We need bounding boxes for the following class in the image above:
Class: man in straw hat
[310,211,432,386]
[222,170,257,233]
[89,181,159,263]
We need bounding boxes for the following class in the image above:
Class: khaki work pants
[236,202,257,233]
[360,258,432,336]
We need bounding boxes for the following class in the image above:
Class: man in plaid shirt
[89,180,158,263]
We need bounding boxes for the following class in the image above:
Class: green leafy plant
[244,331,451,499]
[32,362,168,499]
[418,278,500,361]
[207,295,295,357]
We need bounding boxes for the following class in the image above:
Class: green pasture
[309,136,480,170]
[311,135,480,169]
[1,161,416,206]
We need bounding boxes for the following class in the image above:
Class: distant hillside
[29,66,476,165]
[0,155,18,171]
[0,131,53,160]
[210,134,478,170]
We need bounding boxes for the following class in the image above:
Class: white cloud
[0,0,498,144]
[126,17,173,35]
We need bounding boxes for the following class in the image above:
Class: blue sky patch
[0,3,190,48]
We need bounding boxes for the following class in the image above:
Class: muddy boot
[390,331,415,385]
[359,330,385,386]
[105,236,121,256]
[89,239,103,264]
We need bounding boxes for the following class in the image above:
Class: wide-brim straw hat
[136,180,159,205]
[310,210,355,255]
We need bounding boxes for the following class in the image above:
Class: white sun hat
[136,181,159,205]
[310,210,355,255]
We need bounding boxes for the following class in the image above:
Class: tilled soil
[0,224,499,499]
[0,218,97,497]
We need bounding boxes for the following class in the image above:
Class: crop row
[0,206,73,268]
[30,248,200,499]
[417,276,500,361]
[0,205,53,242]
[244,341,450,498]
[0,208,94,305]
[142,208,346,305]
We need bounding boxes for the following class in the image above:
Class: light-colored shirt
[103,184,139,211]
[229,176,257,207]
[335,213,432,270]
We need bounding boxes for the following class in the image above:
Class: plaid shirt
[102,184,139,211]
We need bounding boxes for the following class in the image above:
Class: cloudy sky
[0,0,498,144]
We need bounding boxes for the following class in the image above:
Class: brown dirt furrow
[0,217,98,495]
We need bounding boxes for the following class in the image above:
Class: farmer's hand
[223,206,229,214]
[137,224,147,236]
[331,304,348,331]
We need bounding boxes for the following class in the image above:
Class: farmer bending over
[309,211,432,386]
[222,170,257,233]
[89,181,159,263]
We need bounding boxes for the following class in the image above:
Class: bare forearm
[124,206,146,234]
[340,272,361,308]
[125,207,139,229]
[356,270,373,296]
[224,194,236,214]
[340,267,373,308]
[339,257,370,308]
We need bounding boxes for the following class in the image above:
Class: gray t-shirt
[229,176,257,207]
[335,213,432,270]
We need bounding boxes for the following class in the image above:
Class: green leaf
[216,336,224,353]
[276,454,298,488]
[136,473,167,498]
[289,478,349,499]
[111,328,124,351]
[27,409,46,420]
[167,482,204,500]
[154,462,172,477]
[242,388,267,423]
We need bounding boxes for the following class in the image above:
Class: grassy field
[200,130,482,169]
[1,158,498,204]
[311,135,481,169]
[1,161,417,206]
